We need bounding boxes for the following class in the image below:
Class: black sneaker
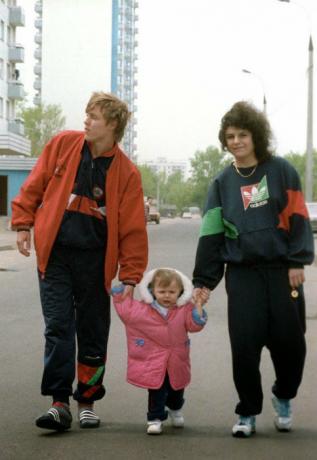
[78,408,100,428]
[35,403,72,431]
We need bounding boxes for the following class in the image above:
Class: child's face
[152,279,182,308]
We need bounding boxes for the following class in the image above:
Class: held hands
[288,268,305,289]
[17,230,31,257]
[192,287,210,316]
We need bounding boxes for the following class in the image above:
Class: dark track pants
[38,245,110,404]
[225,264,306,416]
[147,373,185,421]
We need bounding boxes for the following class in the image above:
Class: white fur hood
[138,268,193,307]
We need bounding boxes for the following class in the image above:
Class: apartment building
[0,0,31,216]
[145,157,189,180]
[0,0,30,156]
[33,0,138,159]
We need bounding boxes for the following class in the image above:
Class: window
[0,58,3,79]
[0,21,4,41]
[0,98,3,118]
[6,100,10,120]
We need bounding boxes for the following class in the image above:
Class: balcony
[33,64,42,75]
[8,81,25,100]
[0,132,31,156]
[33,78,41,91]
[34,18,42,29]
[35,32,42,45]
[9,7,25,27]
[35,1,42,14]
[34,47,41,60]
[8,45,25,63]
[8,118,25,136]
[33,95,41,106]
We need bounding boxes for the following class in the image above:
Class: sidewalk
[0,216,16,251]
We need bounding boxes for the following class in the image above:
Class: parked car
[182,211,192,219]
[306,202,317,233]
[148,206,160,224]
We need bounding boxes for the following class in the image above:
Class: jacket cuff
[288,262,304,269]
[111,284,125,295]
[11,225,31,231]
[122,280,136,287]
[192,308,208,325]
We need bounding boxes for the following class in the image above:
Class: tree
[20,104,66,156]
[189,146,231,209]
[137,164,159,198]
[160,171,192,212]
[284,150,317,201]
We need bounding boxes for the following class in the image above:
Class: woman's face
[225,126,256,165]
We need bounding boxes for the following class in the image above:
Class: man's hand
[17,231,31,257]
[120,284,134,300]
[288,268,305,289]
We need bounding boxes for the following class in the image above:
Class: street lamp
[242,68,267,114]
[278,0,314,201]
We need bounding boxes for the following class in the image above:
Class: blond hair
[150,268,184,292]
[86,92,131,142]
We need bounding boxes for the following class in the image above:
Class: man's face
[84,105,116,144]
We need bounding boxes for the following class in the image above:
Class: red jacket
[11,131,148,290]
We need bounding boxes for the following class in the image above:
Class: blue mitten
[111,284,125,295]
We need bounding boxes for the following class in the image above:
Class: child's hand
[121,284,134,300]
[195,300,203,317]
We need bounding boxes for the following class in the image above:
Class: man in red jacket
[11,92,148,431]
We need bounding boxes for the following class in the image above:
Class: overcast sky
[18,0,317,163]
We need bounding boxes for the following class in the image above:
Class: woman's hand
[193,287,210,306]
[288,268,305,289]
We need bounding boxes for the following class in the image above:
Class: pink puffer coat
[112,268,206,390]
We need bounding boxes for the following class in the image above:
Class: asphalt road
[0,218,317,460]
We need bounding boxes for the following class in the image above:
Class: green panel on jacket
[200,207,238,239]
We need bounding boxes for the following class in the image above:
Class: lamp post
[242,68,267,114]
[278,0,314,201]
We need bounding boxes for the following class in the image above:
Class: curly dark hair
[218,101,273,163]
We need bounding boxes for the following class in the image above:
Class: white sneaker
[272,394,292,432]
[147,419,162,435]
[232,416,256,438]
[168,409,184,428]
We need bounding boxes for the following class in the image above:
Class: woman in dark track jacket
[193,101,314,438]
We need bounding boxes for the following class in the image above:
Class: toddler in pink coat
[111,267,208,435]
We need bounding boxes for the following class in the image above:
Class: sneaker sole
[79,420,100,429]
[36,416,71,431]
[232,430,255,438]
[232,427,256,438]
[274,421,291,433]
